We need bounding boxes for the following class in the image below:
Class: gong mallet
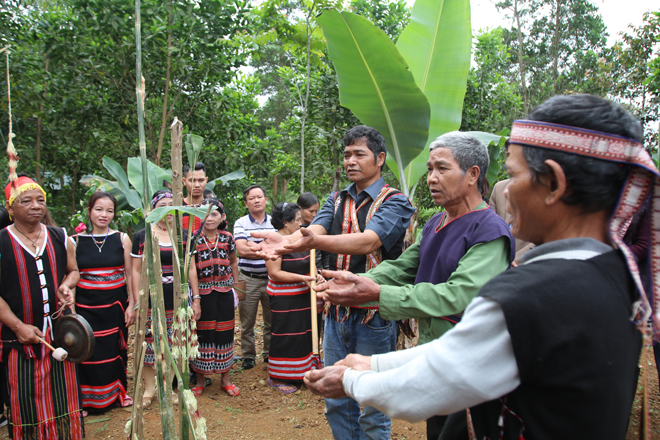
[36,336,68,361]
[310,249,321,369]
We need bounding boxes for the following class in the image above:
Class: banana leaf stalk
[150,231,177,439]
[130,273,150,439]
[168,119,190,439]
[126,340,147,438]
[131,0,165,436]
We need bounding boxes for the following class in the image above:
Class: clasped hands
[304,353,372,399]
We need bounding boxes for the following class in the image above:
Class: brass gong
[53,313,95,363]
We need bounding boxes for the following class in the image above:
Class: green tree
[0,0,258,227]
[496,0,608,110]
[461,27,523,133]
[587,12,660,150]
[247,0,411,202]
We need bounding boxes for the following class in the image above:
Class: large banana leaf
[206,170,246,192]
[79,174,132,211]
[102,157,143,209]
[127,157,172,201]
[317,9,430,193]
[395,0,472,190]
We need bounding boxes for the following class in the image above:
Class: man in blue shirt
[253,125,414,440]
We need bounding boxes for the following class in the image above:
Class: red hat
[4,176,46,207]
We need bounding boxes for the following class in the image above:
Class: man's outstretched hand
[313,269,380,307]
[250,227,320,260]
[248,230,287,260]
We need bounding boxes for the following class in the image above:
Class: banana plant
[316,0,472,197]
[80,156,245,210]
[467,130,509,187]
[316,9,430,194]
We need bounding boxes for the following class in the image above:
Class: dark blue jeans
[323,310,397,440]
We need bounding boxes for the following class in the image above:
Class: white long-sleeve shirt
[342,237,613,423]
[342,296,520,422]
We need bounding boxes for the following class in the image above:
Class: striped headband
[151,192,173,208]
[510,119,660,335]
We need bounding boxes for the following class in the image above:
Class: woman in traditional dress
[265,202,321,393]
[74,191,134,412]
[131,189,200,406]
[190,198,240,397]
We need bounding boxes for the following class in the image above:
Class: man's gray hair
[429,131,489,190]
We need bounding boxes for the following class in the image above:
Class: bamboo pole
[132,0,153,437]
[134,0,176,437]
[310,249,319,359]
[169,118,190,439]
[131,271,150,439]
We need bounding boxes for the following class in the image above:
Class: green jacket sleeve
[378,237,510,320]
[362,240,421,287]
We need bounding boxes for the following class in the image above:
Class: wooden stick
[36,336,68,361]
[310,249,319,356]
[36,336,56,352]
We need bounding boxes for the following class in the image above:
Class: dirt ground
[1,305,658,440]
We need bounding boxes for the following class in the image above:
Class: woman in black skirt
[265,202,322,393]
[190,198,240,397]
[74,191,134,411]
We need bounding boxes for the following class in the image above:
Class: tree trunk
[514,0,529,113]
[282,178,288,199]
[299,2,315,194]
[552,0,561,94]
[35,57,49,186]
[71,164,78,214]
[155,0,173,166]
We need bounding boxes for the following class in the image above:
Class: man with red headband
[0,177,83,439]
[305,94,655,439]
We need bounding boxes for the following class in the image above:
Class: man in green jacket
[316,131,514,438]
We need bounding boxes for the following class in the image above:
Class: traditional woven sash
[510,120,659,335]
[335,185,398,273]
[329,185,400,323]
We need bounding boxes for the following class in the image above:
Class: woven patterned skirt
[267,280,314,382]
[191,289,235,375]
[76,286,129,410]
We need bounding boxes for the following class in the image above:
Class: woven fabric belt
[240,270,269,280]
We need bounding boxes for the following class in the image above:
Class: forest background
[0,0,659,231]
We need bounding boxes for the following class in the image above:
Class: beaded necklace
[201,231,219,252]
[91,229,109,253]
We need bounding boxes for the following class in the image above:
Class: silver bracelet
[192,295,201,300]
